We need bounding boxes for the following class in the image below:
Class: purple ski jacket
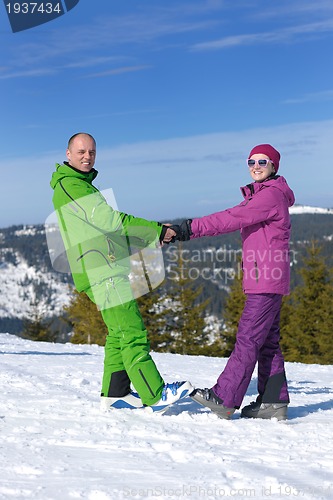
[190,176,295,295]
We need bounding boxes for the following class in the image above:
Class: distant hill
[0,206,332,335]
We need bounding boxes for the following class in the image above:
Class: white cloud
[1,118,333,227]
[254,0,333,21]
[191,19,333,51]
[0,68,57,80]
[63,56,122,69]
[283,89,333,104]
[82,65,152,79]
[4,11,217,69]
[87,119,333,217]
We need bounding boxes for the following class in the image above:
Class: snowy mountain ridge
[289,204,333,215]
[1,207,333,334]
[0,257,70,320]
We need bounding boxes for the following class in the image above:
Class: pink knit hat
[249,144,280,172]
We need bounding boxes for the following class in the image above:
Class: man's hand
[161,224,181,244]
[163,227,177,243]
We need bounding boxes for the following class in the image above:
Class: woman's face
[248,153,275,182]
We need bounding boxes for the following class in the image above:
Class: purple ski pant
[212,293,289,409]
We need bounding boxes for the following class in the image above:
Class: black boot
[241,398,288,421]
[191,388,235,420]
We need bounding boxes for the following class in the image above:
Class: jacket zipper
[254,261,259,283]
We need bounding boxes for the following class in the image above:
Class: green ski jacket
[50,163,164,292]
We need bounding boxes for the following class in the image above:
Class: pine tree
[64,284,175,349]
[136,291,174,352]
[21,297,57,342]
[21,280,57,342]
[221,260,246,356]
[281,243,333,364]
[64,289,108,346]
[166,243,213,355]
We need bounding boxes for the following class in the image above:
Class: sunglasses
[247,159,273,168]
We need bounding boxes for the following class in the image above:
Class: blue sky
[1,0,333,228]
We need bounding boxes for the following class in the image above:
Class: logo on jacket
[3,0,80,33]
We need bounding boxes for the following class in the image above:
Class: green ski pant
[85,278,164,406]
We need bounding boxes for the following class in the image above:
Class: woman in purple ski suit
[175,144,295,420]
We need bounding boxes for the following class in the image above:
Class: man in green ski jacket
[50,133,193,413]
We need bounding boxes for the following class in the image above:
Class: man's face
[66,135,96,172]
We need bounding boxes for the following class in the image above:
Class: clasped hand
[162,219,193,244]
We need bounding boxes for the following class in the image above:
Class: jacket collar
[241,175,280,199]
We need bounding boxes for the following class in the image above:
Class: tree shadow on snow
[0,351,92,356]
[158,392,333,420]
[163,397,242,419]
[246,378,333,420]
[287,399,333,419]
[163,397,204,416]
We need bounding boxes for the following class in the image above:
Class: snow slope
[0,333,332,500]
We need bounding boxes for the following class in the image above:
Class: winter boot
[191,388,235,420]
[100,391,144,411]
[241,400,288,421]
[145,381,194,414]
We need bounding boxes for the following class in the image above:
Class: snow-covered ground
[0,333,332,500]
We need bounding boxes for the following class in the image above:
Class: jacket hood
[240,175,295,208]
[50,162,98,190]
